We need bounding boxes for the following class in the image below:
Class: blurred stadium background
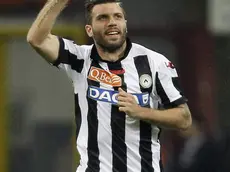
[0,0,230,172]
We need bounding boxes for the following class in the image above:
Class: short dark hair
[84,0,125,24]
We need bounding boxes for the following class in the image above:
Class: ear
[85,25,93,37]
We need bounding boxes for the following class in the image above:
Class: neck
[95,41,127,62]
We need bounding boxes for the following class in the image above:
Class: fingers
[117,96,131,102]
[118,87,124,92]
[117,93,134,104]
[118,88,127,97]
[117,101,131,107]
[117,88,140,117]
[117,96,126,102]
[118,87,133,98]
[118,106,128,112]
[117,88,136,104]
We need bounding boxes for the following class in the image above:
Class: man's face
[85,3,127,52]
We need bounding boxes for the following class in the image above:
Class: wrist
[138,107,154,120]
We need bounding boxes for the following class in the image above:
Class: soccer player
[27,0,192,171]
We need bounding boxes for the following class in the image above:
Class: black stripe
[134,55,153,94]
[156,73,187,108]
[172,77,188,105]
[155,72,170,108]
[53,37,84,73]
[139,122,154,172]
[86,60,100,172]
[172,77,183,95]
[134,55,154,172]
[108,62,127,172]
[74,94,82,139]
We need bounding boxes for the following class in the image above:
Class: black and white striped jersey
[53,37,187,172]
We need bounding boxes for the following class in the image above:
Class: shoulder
[61,37,93,52]
[60,37,93,59]
[131,42,170,68]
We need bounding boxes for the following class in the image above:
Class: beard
[92,27,127,53]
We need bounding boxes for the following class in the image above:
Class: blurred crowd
[164,114,230,172]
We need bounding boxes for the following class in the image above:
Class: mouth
[105,30,120,36]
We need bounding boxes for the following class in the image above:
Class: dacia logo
[88,86,150,106]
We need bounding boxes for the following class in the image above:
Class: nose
[108,17,117,26]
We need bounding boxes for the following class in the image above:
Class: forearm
[138,104,192,130]
[27,0,68,45]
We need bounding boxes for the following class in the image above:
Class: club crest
[139,74,152,89]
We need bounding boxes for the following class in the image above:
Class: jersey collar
[90,37,132,63]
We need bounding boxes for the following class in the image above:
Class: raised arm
[27,0,69,63]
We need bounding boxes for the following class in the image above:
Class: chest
[85,59,155,93]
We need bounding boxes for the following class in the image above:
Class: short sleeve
[155,58,187,109]
[52,37,84,73]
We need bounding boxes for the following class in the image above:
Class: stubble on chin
[95,32,126,53]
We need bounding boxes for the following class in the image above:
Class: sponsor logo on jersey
[88,86,150,107]
[88,67,122,87]
[140,74,152,89]
[165,61,175,69]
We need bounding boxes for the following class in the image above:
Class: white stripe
[150,93,160,109]
[151,126,161,172]
[76,88,88,172]
[122,59,142,172]
[125,116,142,172]
[96,62,113,172]
[75,61,91,172]
[63,38,82,58]
[97,82,113,172]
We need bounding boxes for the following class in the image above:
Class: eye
[97,15,108,21]
[114,13,123,19]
